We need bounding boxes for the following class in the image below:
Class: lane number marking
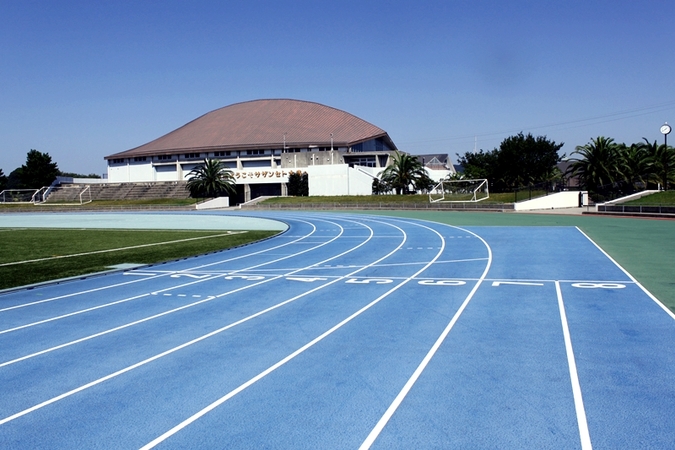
[170,274,211,279]
[224,275,266,281]
[572,282,626,289]
[286,277,328,283]
[346,278,393,284]
[492,281,545,287]
[418,280,466,286]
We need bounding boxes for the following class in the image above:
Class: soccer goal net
[429,179,489,203]
[0,189,40,204]
[34,185,92,205]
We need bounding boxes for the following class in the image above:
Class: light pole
[660,123,671,190]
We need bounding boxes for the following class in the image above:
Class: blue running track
[1,212,674,449]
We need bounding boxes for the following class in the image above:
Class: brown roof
[106,99,396,159]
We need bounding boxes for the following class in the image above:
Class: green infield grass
[0,198,197,209]
[0,228,279,290]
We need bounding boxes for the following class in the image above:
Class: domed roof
[107,99,395,158]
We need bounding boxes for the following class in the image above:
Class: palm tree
[378,151,427,195]
[414,172,437,193]
[641,139,675,190]
[371,177,391,195]
[567,136,621,199]
[185,158,236,199]
[617,143,650,193]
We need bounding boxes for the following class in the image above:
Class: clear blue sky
[2,0,674,176]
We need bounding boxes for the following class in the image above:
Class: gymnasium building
[104,99,454,202]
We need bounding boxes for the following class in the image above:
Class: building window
[246,149,265,156]
[184,153,201,159]
[133,157,147,162]
[350,157,376,167]
[214,151,231,157]
[156,155,173,161]
[110,158,125,164]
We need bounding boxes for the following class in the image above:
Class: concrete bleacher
[47,182,191,202]
[41,186,87,203]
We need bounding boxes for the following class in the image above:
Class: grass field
[84,198,197,206]
[0,229,279,290]
[623,191,675,205]
[0,198,197,209]
[260,192,526,205]
[260,190,675,207]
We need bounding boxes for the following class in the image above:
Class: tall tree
[378,151,427,195]
[414,172,437,193]
[456,149,499,182]
[185,158,236,199]
[495,133,564,189]
[0,168,7,191]
[20,149,59,188]
[58,171,102,179]
[457,133,563,192]
[644,140,675,190]
[617,143,650,192]
[287,171,309,196]
[567,136,621,198]
[6,168,24,189]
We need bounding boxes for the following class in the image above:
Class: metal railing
[244,202,515,211]
[596,204,675,215]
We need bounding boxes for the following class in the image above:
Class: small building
[416,154,456,182]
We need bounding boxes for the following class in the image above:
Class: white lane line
[492,281,544,286]
[0,218,318,313]
[0,273,277,368]
[359,224,492,449]
[0,218,401,425]
[0,275,223,335]
[140,221,444,449]
[575,226,675,321]
[0,217,381,367]
[181,218,322,272]
[0,219,353,361]
[555,281,593,450]
[0,219,329,333]
[0,274,168,313]
[243,257,490,273]
[0,232,246,267]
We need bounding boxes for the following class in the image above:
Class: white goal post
[34,185,92,206]
[429,178,489,203]
[0,189,40,204]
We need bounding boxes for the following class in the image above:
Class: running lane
[3,216,672,449]
[137,216,491,449]
[0,214,441,448]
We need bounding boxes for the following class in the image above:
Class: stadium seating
[44,181,191,202]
